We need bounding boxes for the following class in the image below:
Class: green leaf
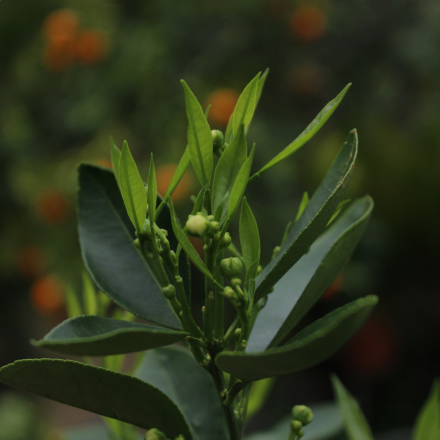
[245,402,343,440]
[240,198,260,283]
[216,295,378,381]
[167,198,214,281]
[248,196,373,352]
[212,124,247,222]
[65,284,82,318]
[148,154,157,225]
[327,199,351,226]
[163,146,191,201]
[251,84,351,180]
[82,270,97,316]
[255,68,269,107]
[78,164,181,329]
[246,377,275,420]
[181,80,213,185]
[412,379,440,440]
[118,141,147,232]
[190,184,208,216]
[228,145,255,220]
[214,191,229,223]
[255,130,358,302]
[32,316,188,356]
[295,191,309,222]
[0,359,192,439]
[331,375,374,440]
[136,346,229,440]
[110,137,121,187]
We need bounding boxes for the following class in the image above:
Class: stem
[204,242,215,341]
[223,316,240,348]
[224,381,245,406]
[214,251,225,340]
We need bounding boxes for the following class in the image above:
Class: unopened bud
[223,286,239,303]
[292,405,314,426]
[162,284,176,299]
[141,219,152,238]
[257,265,263,275]
[133,238,141,249]
[160,229,168,238]
[145,429,166,440]
[186,214,210,237]
[170,250,178,265]
[174,436,185,440]
[220,257,243,279]
[234,328,242,340]
[220,232,232,248]
[212,130,224,150]
[272,246,281,259]
[290,420,302,433]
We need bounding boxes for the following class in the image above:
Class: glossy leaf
[181,80,213,185]
[136,346,229,440]
[331,375,374,440]
[110,137,121,187]
[295,191,309,222]
[327,199,351,226]
[251,84,351,179]
[148,154,157,225]
[32,316,188,356]
[228,146,255,220]
[212,124,247,222]
[255,130,358,302]
[163,146,191,200]
[78,164,181,329]
[412,379,440,440]
[216,295,378,381]
[118,141,147,232]
[240,197,260,283]
[0,359,192,439]
[82,270,97,316]
[245,402,343,440]
[248,196,373,352]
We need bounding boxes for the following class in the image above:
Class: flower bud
[162,284,176,300]
[257,265,263,275]
[220,257,243,279]
[290,420,302,433]
[141,219,152,238]
[212,130,224,150]
[186,214,210,237]
[133,238,141,249]
[220,232,232,248]
[174,436,185,440]
[272,246,281,259]
[223,286,239,303]
[145,429,166,440]
[292,405,314,426]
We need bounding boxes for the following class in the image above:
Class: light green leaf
[248,197,373,353]
[110,136,121,187]
[118,141,147,232]
[295,191,309,222]
[0,359,192,439]
[228,145,255,220]
[181,80,213,185]
[250,84,351,180]
[240,197,260,284]
[65,284,82,318]
[190,184,208,216]
[214,191,229,223]
[255,68,269,107]
[255,130,358,302]
[212,124,247,222]
[331,375,374,440]
[216,295,378,381]
[148,154,157,224]
[164,146,191,200]
[412,379,440,440]
[246,377,275,420]
[32,316,188,356]
[82,270,97,316]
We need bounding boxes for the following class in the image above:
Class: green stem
[214,251,225,340]
[204,242,215,341]
[224,381,245,407]
[223,316,240,348]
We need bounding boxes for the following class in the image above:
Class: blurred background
[1,0,440,438]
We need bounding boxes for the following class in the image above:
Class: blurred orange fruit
[156,164,194,202]
[44,42,76,71]
[320,275,342,301]
[16,246,47,279]
[30,275,65,315]
[95,158,113,168]
[43,9,79,41]
[290,5,327,42]
[35,190,71,225]
[75,30,107,65]
[206,89,240,126]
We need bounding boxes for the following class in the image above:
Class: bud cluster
[290,405,314,439]
[185,213,220,238]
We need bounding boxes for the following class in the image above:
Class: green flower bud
[212,130,224,150]
[133,238,141,249]
[162,284,176,299]
[186,214,210,237]
[234,328,242,340]
[272,246,281,259]
[290,420,302,433]
[220,257,243,279]
[174,436,185,440]
[141,219,152,238]
[257,265,263,275]
[160,229,168,238]
[210,221,220,233]
[223,286,239,303]
[220,232,232,248]
[221,143,228,152]
[145,428,166,440]
[297,429,304,438]
[292,405,314,426]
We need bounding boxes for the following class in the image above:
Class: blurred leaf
[331,375,374,440]
[181,80,213,186]
[32,316,188,356]
[65,284,82,318]
[295,191,310,222]
[412,379,440,440]
[0,359,192,439]
[82,270,97,316]
[246,378,275,420]
[147,154,157,225]
[110,136,120,187]
[255,130,358,302]
[119,141,147,233]
[163,146,191,201]
[251,84,351,179]
[78,164,181,329]
[63,423,110,440]
[240,197,260,285]
[216,295,378,381]
[136,346,229,440]
[248,196,373,352]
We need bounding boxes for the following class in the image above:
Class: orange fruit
[30,275,65,315]
[75,30,107,65]
[43,41,76,71]
[43,9,79,41]
[320,275,342,301]
[206,89,240,126]
[95,158,113,168]
[290,5,327,42]
[156,164,194,202]
[35,190,70,225]
[16,246,47,279]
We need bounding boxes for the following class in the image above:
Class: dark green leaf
[148,154,157,225]
[78,164,181,329]
[255,130,358,302]
[118,141,147,232]
[251,84,351,179]
[248,196,373,352]
[240,198,260,284]
[212,124,247,222]
[110,137,121,187]
[0,359,192,439]
[327,199,351,226]
[216,295,378,381]
[136,346,229,440]
[32,316,188,356]
[181,80,213,185]
[412,379,440,440]
[331,375,374,440]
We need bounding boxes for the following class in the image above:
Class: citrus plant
[0,71,377,440]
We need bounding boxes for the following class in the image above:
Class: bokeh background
[1,0,440,438]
